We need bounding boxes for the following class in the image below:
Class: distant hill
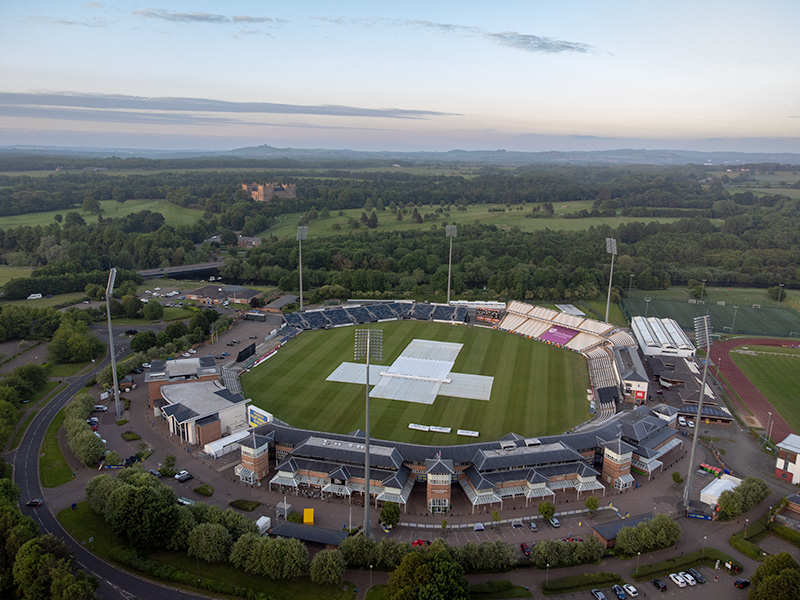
[2,144,800,166]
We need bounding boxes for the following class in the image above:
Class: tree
[142,301,164,321]
[767,285,787,302]
[381,502,400,528]
[750,552,800,600]
[71,430,107,465]
[310,548,346,585]
[339,534,376,568]
[130,330,157,352]
[671,471,684,486]
[375,538,409,570]
[491,510,500,528]
[120,295,143,319]
[187,522,232,563]
[537,501,555,521]
[163,453,176,473]
[584,495,599,516]
[220,230,238,246]
[387,545,469,600]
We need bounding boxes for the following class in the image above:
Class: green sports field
[729,347,800,434]
[240,321,590,445]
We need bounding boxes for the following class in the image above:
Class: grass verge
[542,572,622,595]
[40,408,75,488]
[470,580,533,598]
[632,548,739,581]
[58,502,354,600]
[9,410,38,451]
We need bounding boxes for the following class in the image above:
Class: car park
[611,584,626,600]
[651,579,667,592]
[177,472,193,483]
[520,543,531,557]
[678,571,696,585]
[590,590,607,600]
[622,584,638,597]
[512,519,523,528]
[26,499,43,507]
[412,539,430,547]
[734,578,750,589]
[473,522,485,531]
[549,517,560,528]
[669,573,686,588]
[686,568,705,584]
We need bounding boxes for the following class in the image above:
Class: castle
[242,182,296,201]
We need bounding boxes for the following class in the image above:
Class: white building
[631,316,695,358]
[776,433,800,484]
[160,380,250,446]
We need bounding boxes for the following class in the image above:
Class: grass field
[259,203,706,239]
[0,198,206,230]
[729,348,800,434]
[0,266,34,287]
[40,407,76,488]
[241,321,589,445]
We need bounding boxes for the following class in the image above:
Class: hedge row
[108,546,265,599]
[729,531,767,561]
[542,572,621,595]
[633,548,737,581]
[768,521,800,548]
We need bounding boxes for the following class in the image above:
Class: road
[9,330,202,600]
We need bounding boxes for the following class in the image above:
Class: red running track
[708,338,793,443]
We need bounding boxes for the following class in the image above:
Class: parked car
[174,470,190,480]
[528,520,537,531]
[26,499,43,507]
[611,584,627,600]
[687,419,695,427]
[678,571,696,586]
[93,404,108,412]
[473,522,485,531]
[590,590,607,600]
[249,335,258,339]
[563,537,583,543]
[177,472,193,483]
[520,543,531,557]
[221,352,230,356]
[142,363,151,368]
[411,539,430,547]
[181,352,191,358]
[733,578,750,589]
[651,579,667,592]
[148,469,162,478]
[215,355,224,359]
[669,573,686,588]
[128,455,141,464]
[622,584,638,597]
[512,519,523,528]
[686,568,705,584]
[549,517,561,527]
[188,348,197,354]
[677,416,687,427]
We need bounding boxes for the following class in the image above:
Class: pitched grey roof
[425,457,455,475]
[270,521,348,546]
[462,465,497,490]
[600,438,636,456]
[592,514,652,541]
[239,431,275,449]
[471,441,583,472]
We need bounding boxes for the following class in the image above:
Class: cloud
[133,9,284,25]
[324,17,594,54]
[0,92,458,123]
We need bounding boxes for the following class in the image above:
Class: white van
[93,405,108,412]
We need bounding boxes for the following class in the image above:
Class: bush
[228,499,261,512]
[768,521,800,547]
[121,431,141,441]
[193,484,214,497]
[542,572,621,595]
[287,510,303,523]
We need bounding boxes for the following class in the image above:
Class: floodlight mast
[105,268,122,420]
[297,226,307,311]
[684,315,712,510]
[604,238,617,323]
[446,225,457,304]
[354,329,382,538]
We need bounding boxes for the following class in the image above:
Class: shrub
[193,484,214,497]
[121,431,141,441]
[116,419,129,426]
[768,521,800,547]
[287,510,303,523]
[228,499,261,512]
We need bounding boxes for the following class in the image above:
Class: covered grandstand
[280,301,467,332]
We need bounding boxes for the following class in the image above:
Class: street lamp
[105,268,122,420]
[297,226,307,311]
[370,564,373,585]
[604,238,617,323]
[778,283,785,308]
[446,225,457,304]
[703,536,707,557]
[355,329,383,539]
[745,518,749,539]
[636,551,641,572]
[628,273,634,298]
[644,297,651,318]
[732,305,738,333]
[546,563,550,584]
[700,278,706,303]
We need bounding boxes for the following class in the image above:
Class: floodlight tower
[604,238,617,323]
[297,226,307,311]
[105,268,122,420]
[445,225,457,304]
[684,315,712,510]
[354,329,382,538]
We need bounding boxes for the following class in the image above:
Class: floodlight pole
[297,226,307,311]
[700,279,706,303]
[446,225,457,304]
[778,283,784,308]
[684,315,712,510]
[604,238,617,323]
[105,268,122,420]
[355,329,382,538]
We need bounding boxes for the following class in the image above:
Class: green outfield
[729,346,800,434]
[240,321,589,445]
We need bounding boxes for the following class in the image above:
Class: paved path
[709,338,793,442]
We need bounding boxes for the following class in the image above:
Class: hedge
[193,484,214,497]
[229,499,262,512]
[768,521,800,548]
[633,548,738,581]
[542,572,621,595]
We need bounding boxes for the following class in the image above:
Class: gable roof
[592,514,652,541]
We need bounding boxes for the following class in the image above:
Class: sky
[2,1,800,153]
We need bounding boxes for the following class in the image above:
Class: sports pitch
[240,321,590,445]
